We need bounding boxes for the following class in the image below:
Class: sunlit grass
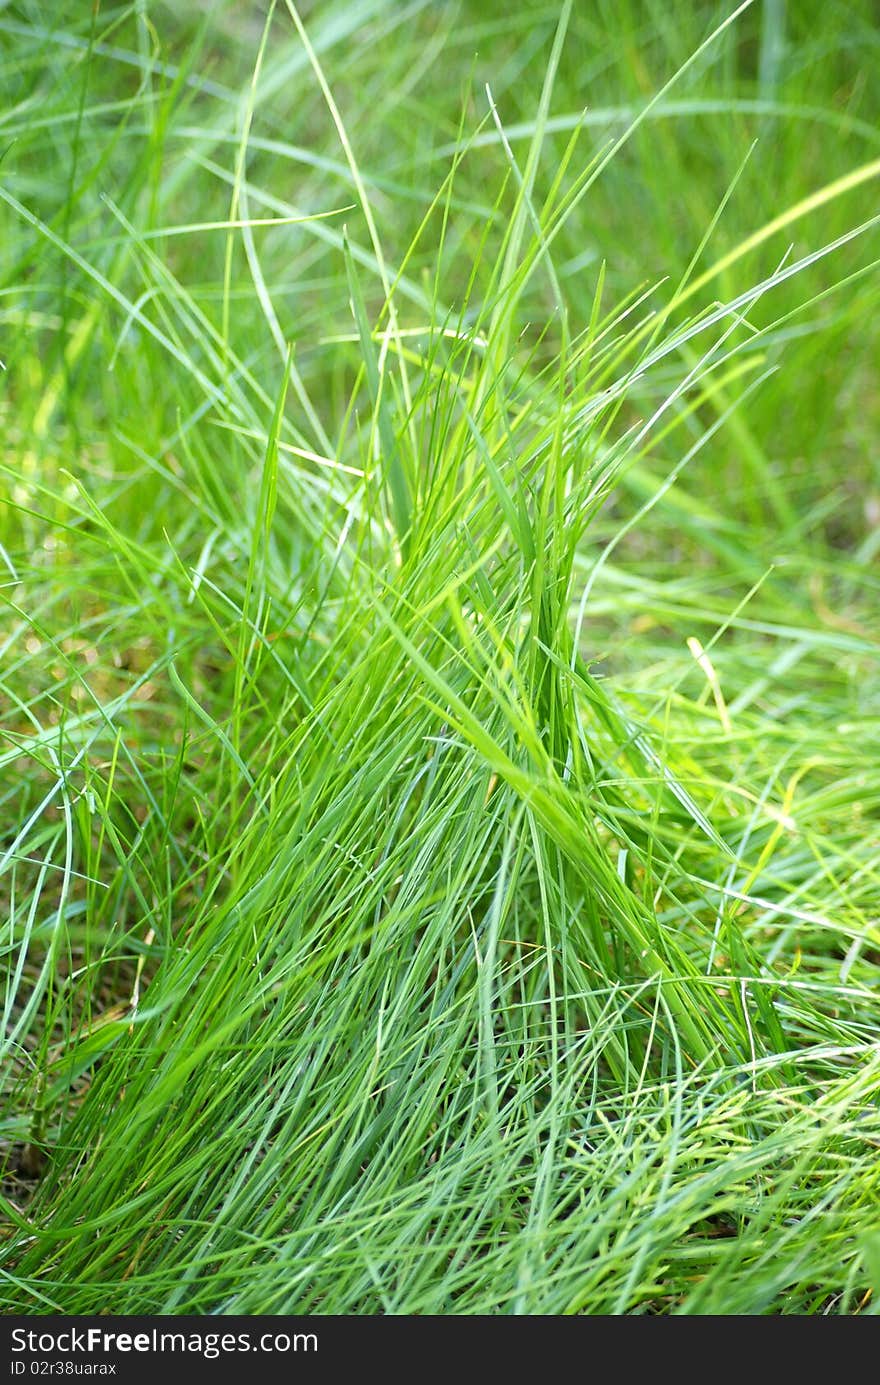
[1,0,879,1314]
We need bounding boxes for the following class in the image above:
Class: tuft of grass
[1,0,879,1314]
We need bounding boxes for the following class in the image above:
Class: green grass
[1,0,880,1315]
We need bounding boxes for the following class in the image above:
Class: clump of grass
[1,0,879,1314]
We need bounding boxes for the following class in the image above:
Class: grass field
[2,0,880,1314]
